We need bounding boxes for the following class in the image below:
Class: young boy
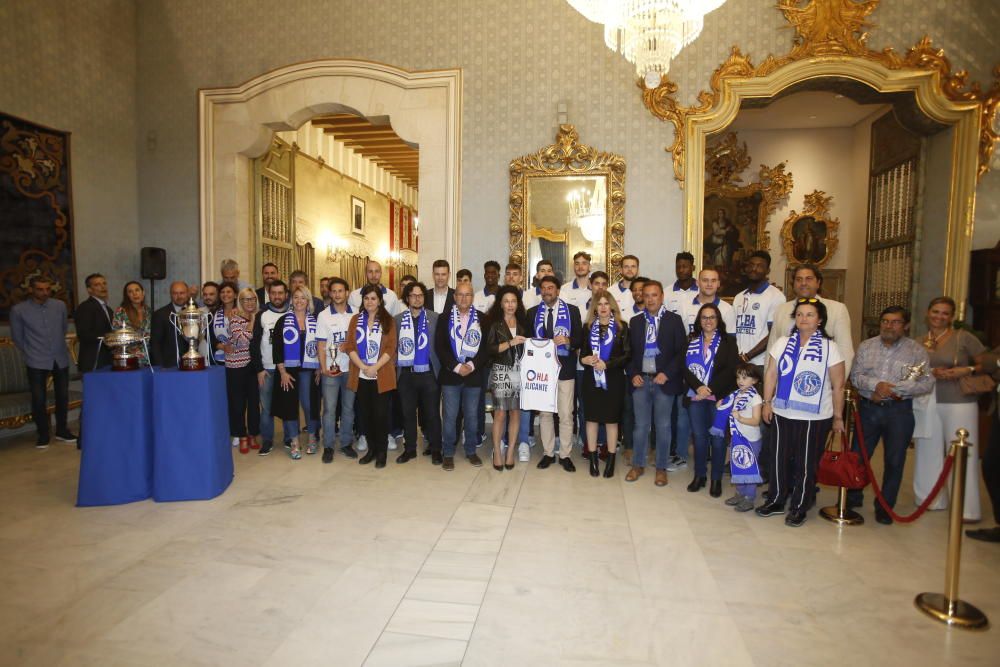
[711,363,764,512]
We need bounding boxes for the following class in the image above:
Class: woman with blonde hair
[112,281,152,367]
[579,292,630,478]
[226,288,260,453]
[271,285,321,460]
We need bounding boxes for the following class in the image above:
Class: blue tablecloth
[77,369,154,506]
[152,366,233,502]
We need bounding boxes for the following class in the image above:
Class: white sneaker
[231,437,240,448]
[518,442,530,462]
[478,434,487,448]
[388,435,398,451]
[357,436,368,452]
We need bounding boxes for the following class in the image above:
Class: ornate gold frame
[780,190,840,267]
[509,125,626,285]
[640,0,998,309]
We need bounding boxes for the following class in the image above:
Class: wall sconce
[326,235,366,262]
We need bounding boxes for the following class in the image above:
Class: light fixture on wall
[566,0,728,88]
[325,234,367,262]
[566,185,606,243]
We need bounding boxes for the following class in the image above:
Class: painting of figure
[791,215,828,264]
[703,191,762,297]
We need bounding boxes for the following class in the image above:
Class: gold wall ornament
[780,190,840,267]
[509,125,626,285]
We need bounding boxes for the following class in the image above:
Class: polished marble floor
[1,425,998,666]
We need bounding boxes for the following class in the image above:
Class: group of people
[10,249,1000,535]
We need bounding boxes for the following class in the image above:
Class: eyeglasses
[699,315,718,321]
[880,318,906,326]
[240,297,257,303]
[797,298,818,304]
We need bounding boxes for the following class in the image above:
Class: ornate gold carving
[509,125,626,284]
[705,132,753,188]
[780,190,840,267]
[641,0,1000,183]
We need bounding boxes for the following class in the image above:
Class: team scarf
[398,308,431,372]
[643,305,668,358]
[710,386,762,484]
[774,330,829,414]
[449,306,482,363]
[685,330,721,397]
[589,318,617,390]
[212,308,229,363]
[534,299,572,356]
[281,312,319,369]
[355,310,383,366]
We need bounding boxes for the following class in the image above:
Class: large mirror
[509,125,625,286]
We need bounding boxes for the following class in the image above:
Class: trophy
[101,325,149,371]
[169,298,211,371]
[901,361,928,381]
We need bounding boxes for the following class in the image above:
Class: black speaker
[140,247,167,280]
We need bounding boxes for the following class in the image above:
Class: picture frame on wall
[351,196,366,236]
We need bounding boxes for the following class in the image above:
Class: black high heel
[493,446,504,471]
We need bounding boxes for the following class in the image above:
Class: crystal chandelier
[566,185,606,243]
[567,1,728,88]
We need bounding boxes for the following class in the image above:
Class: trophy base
[112,357,139,371]
[179,356,206,371]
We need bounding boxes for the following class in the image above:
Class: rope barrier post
[914,428,989,630]
[820,387,863,526]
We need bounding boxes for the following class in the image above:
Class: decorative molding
[780,190,840,267]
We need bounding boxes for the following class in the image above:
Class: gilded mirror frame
[509,125,626,286]
[641,0,1000,312]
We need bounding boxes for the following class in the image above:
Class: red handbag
[816,431,869,490]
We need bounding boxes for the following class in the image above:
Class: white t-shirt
[768,335,845,421]
[520,338,560,413]
[665,281,699,315]
[315,304,355,373]
[348,285,402,316]
[732,283,786,365]
[256,307,287,370]
[679,296,736,334]
[561,278,591,314]
[734,390,764,442]
[473,289,497,314]
[610,280,634,314]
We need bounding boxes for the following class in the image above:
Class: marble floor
[1,425,998,667]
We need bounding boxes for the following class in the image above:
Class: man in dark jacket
[394,281,444,464]
[625,279,687,487]
[150,281,191,368]
[75,273,114,372]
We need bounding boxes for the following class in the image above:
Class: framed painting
[780,190,840,266]
[351,195,366,236]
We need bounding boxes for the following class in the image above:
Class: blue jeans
[259,369,275,443]
[688,399,725,480]
[848,398,916,509]
[321,373,356,449]
[631,381,676,469]
[517,409,533,445]
[442,384,481,457]
[283,369,319,439]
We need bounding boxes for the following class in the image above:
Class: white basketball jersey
[519,339,560,413]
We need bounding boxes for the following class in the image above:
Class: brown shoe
[442,457,455,471]
[655,469,668,487]
[625,466,644,482]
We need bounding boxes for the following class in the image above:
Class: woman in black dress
[580,293,630,478]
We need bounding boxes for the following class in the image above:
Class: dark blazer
[435,308,488,386]
[627,309,688,394]
[150,303,186,368]
[526,301,583,381]
[580,320,631,372]
[394,309,442,379]
[485,315,531,367]
[255,286,267,306]
[75,296,114,371]
[682,333,740,400]
[429,287,455,315]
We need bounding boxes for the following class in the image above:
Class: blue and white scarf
[711,387,762,484]
[534,299,572,356]
[449,306,482,363]
[685,330,720,397]
[281,313,319,369]
[398,308,431,372]
[212,308,229,363]
[775,330,829,414]
[643,305,668,358]
[589,318,617,390]
[355,310,383,366]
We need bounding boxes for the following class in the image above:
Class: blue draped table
[77,368,154,506]
[152,366,233,502]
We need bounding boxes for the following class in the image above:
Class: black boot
[588,450,600,477]
[603,452,617,478]
[686,476,707,492]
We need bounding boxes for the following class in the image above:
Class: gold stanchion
[820,387,863,526]
[914,428,989,630]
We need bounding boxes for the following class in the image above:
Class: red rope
[852,408,954,523]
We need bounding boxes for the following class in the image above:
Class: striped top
[226,314,253,368]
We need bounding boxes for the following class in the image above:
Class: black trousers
[769,414,832,512]
[398,368,443,454]
[27,364,69,438]
[984,407,1000,524]
[225,365,260,437]
[357,379,390,461]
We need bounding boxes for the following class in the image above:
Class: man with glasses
[394,281,443,464]
[847,306,933,524]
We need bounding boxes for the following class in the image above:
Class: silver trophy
[169,298,212,370]
[100,324,150,371]
[900,361,928,381]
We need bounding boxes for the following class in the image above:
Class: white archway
[197,59,462,281]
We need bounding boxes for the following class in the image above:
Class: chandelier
[566,184,606,243]
[566,1,728,88]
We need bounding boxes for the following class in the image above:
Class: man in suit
[150,281,191,368]
[255,262,280,305]
[75,273,114,373]
[625,279,688,487]
[526,275,584,472]
[429,259,455,314]
[394,281,444,464]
